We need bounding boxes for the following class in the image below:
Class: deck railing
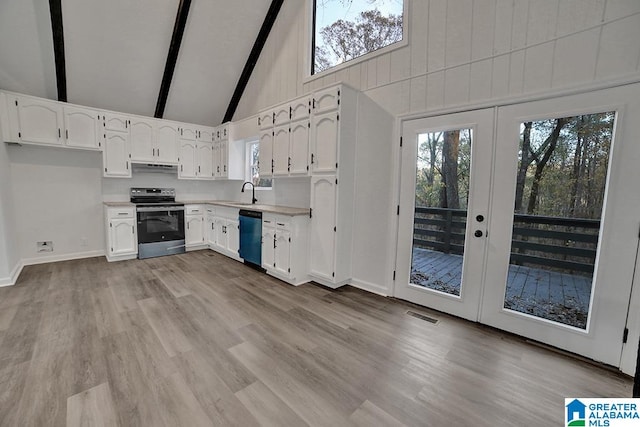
[413,207,600,274]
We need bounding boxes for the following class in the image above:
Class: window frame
[307,0,409,81]
[245,139,272,190]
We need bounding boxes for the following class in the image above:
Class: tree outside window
[313,0,404,74]
[246,141,272,188]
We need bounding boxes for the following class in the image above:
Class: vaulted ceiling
[0,0,272,126]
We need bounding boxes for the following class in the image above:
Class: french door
[395,84,640,368]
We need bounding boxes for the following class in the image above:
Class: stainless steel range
[130,188,185,259]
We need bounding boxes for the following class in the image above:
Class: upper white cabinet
[130,118,179,165]
[259,129,273,177]
[272,125,290,176]
[103,113,129,132]
[7,94,63,146]
[103,130,131,178]
[63,105,101,150]
[290,120,310,175]
[155,122,179,164]
[312,86,341,114]
[310,111,339,173]
[197,141,214,178]
[258,110,274,130]
[130,118,154,162]
[178,139,197,179]
[290,96,311,121]
[273,103,290,126]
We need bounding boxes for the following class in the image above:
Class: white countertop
[178,200,310,216]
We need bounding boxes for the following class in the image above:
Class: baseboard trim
[21,250,105,267]
[0,260,24,287]
[350,278,390,297]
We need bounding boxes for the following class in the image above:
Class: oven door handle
[136,206,185,213]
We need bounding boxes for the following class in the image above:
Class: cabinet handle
[277,223,285,226]
[153,148,155,156]
[311,153,315,164]
[126,161,129,170]
[313,98,316,109]
[65,129,68,139]
[58,128,61,138]
[132,226,134,234]
[223,165,226,172]
[288,157,291,172]
[118,212,128,216]
[157,148,159,157]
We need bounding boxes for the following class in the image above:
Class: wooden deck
[411,248,592,328]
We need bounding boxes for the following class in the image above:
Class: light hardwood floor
[0,251,632,426]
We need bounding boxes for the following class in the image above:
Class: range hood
[131,163,178,174]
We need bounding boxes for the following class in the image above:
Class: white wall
[8,145,105,263]
[233,0,640,295]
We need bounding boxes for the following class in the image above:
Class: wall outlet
[37,241,53,253]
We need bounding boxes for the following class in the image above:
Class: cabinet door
[110,218,136,255]
[64,105,100,149]
[179,126,197,141]
[226,219,239,255]
[262,224,276,270]
[272,125,290,176]
[13,95,63,145]
[290,120,309,175]
[313,86,340,114]
[103,131,131,177]
[179,141,197,178]
[130,118,154,161]
[197,142,214,178]
[311,111,339,173]
[258,110,274,129]
[290,97,311,121]
[155,123,179,164]
[212,141,221,177]
[219,140,229,178]
[206,216,216,246]
[198,127,214,143]
[310,176,337,280]
[259,130,273,177]
[274,104,290,126]
[275,229,291,277]
[214,218,227,252]
[103,114,129,132]
[186,215,204,246]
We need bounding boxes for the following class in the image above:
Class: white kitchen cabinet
[178,141,197,179]
[9,94,63,146]
[290,120,310,175]
[211,206,241,260]
[272,125,290,176]
[290,96,311,121]
[262,219,275,270]
[129,117,155,162]
[258,110,274,130]
[312,86,341,114]
[273,103,290,126]
[105,207,137,262]
[103,130,131,178]
[197,142,214,178]
[218,139,228,178]
[262,214,310,286]
[185,205,206,248]
[63,105,101,150]
[259,129,273,177]
[310,176,338,282]
[103,113,129,132]
[154,122,179,164]
[310,110,339,174]
[212,141,221,177]
[205,207,217,247]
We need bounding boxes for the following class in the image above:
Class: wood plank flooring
[0,250,632,426]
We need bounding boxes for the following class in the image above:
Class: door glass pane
[505,113,615,329]
[411,129,472,296]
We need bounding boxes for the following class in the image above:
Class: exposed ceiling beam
[49,0,67,102]
[223,0,284,123]
[155,0,192,119]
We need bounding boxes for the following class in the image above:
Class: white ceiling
[0,0,272,126]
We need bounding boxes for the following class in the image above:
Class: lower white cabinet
[262,214,309,286]
[209,206,241,260]
[105,206,137,262]
[185,205,206,248]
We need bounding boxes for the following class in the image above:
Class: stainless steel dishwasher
[238,209,262,268]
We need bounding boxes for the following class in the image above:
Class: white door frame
[395,108,495,322]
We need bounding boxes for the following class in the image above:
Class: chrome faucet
[241,182,257,204]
